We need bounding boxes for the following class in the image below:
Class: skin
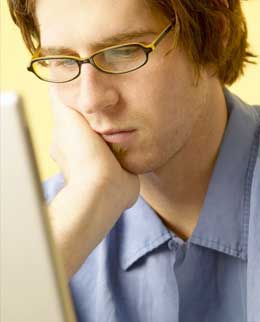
[36,0,228,241]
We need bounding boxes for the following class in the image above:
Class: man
[8,0,260,321]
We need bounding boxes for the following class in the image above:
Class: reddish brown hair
[7,0,257,85]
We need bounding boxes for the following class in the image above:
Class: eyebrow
[39,29,156,56]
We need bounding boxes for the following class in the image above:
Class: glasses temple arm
[151,23,173,50]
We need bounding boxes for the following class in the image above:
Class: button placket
[168,239,179,251]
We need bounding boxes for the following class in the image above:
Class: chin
[117,152,162,175]
[110,141,169,174]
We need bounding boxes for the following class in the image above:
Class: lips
[96,128,136,135]
[101,130,136,144]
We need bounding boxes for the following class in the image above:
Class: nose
[76,64,119,114]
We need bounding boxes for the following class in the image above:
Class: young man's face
[36,0,212,174]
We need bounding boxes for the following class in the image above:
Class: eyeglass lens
[32,45,148,82]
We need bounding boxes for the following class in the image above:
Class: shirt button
[168,239,179,251]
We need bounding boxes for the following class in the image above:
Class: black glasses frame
[27,22,174,83]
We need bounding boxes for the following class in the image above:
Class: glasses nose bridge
[77,57,102,84]
[79,57,94,69]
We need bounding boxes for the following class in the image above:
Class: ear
[212,0,229,9]
[213,2,230,48]
[211,0,230,45]
[219,12,230,48]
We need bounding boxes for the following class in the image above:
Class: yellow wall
[1,0,260,181]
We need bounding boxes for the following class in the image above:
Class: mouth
[101,130,136,144]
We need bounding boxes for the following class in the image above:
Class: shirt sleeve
[42,172,65,204]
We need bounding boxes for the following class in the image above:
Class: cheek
[53,83,80,110]
[124,76,200,159]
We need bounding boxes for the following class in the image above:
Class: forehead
[36,0,168,51]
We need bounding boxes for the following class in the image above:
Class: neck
[139,84,228,240]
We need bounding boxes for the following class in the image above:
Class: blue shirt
[43,89,260,322]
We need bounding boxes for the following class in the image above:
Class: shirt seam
[242,123,260,258]
[190,235,246,259]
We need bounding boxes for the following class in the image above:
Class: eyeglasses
[27,22,174,83]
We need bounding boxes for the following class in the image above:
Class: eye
[34,58,77,68]
[36,59,49,67]
[54,59,77,67]
[108,46,140,57]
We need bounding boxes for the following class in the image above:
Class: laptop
[0,91,77,322]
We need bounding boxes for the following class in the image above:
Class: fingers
[48,86,86,129]
[48,86,71,120]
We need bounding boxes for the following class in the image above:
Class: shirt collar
[118,88,259,270]
[190,88,259,260]
[118,195,172,270]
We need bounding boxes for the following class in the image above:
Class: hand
[47,87,140,276]
[48,87,140,208]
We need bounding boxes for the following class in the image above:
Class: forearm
[47,180,126,279]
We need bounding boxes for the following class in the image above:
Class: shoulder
[226,89,260,124]
[226,90,260,177]
[247,106,260,320]
[250,136,260,217]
